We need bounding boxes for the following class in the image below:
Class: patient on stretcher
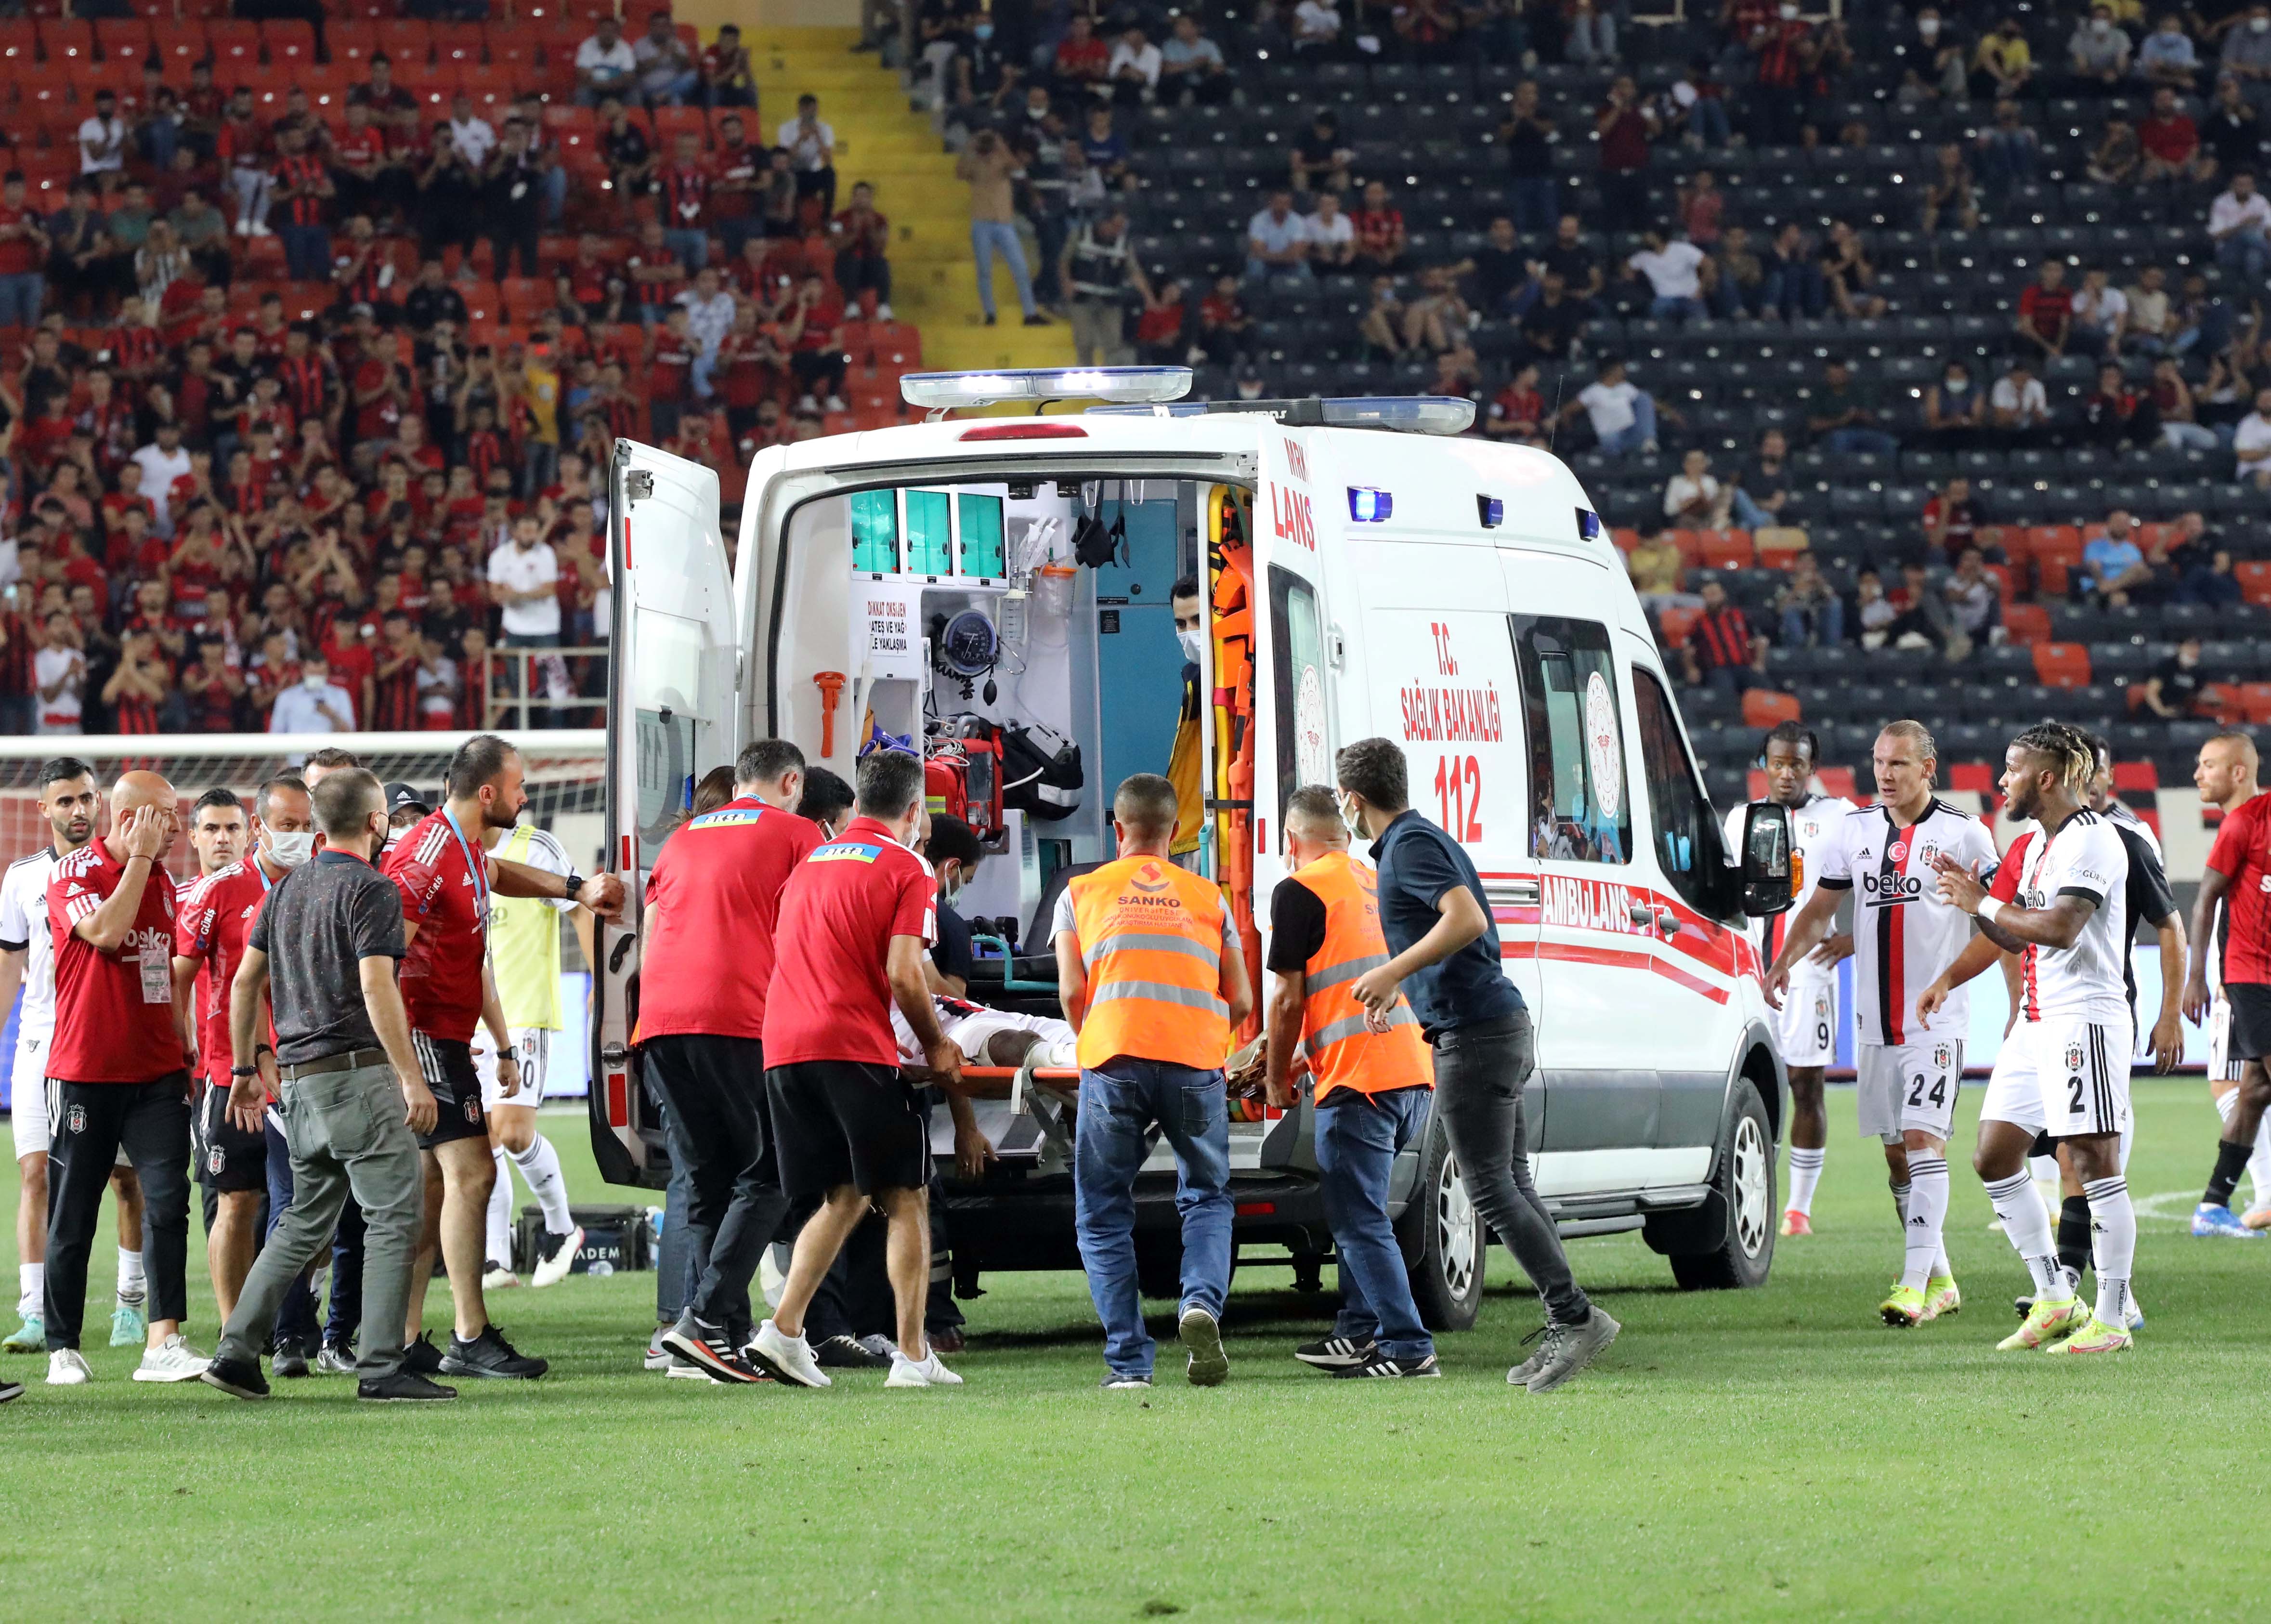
[891,995,1080,1072]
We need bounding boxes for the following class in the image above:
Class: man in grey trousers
[1333,737,1620,1393]
[200,769,452,1404]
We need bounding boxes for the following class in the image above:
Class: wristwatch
[230,1065,259,1078]
[564,873,587,901]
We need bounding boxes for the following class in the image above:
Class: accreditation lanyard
[442,809,490,933]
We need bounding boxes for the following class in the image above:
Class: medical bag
[925,717,1005,836]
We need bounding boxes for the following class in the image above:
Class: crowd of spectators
[0,10,908,736]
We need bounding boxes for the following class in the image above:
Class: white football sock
[2084,1174,2135,1329]
[512,1134,574,1236]
[1787,1147,1825,1216]
[486,1149,513,1267]
[1900,1156,1950,1291]
[1986,1171,2062,1296]
[18,1262,41,1317]
[116,1249,144,1305]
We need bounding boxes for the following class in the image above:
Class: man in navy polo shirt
[1334,737,1620,1394]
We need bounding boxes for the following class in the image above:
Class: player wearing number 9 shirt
[1723,721,1851,1240]
[1762,721,1997,1330]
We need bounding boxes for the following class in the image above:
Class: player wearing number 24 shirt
[1761,721,1997,1331]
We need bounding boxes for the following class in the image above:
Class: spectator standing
[488,513,562,726]
[33,613,85,735]
[1682,576,1768,694]
[778,94,838,219]
[1499,83,1557,236]
[956,130,1043,326]
[0,171,49,329]
[1595,76,1657,235]
[1062,208,1149,367]
[77,90,128,179]
[268,653,356,733]
[1748,3,1812,148]
[40,772,206,1387]
[831,182,893,318]
[646,741,819,1382]
[198,769,448,1404]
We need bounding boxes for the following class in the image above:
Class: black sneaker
[272,1340,313,1379]
[659,1310,766,1384]
[401,1332,444,1376]
[357,1370,458,1403]
[815,1334,892,1369]
[0,1377,21,1404]
[1331,1350,1441,1379]
[199,1355,271,1400]
[1293,1335,1375,1370]
[440,1324,548,1380]
[315,1342,357,1375]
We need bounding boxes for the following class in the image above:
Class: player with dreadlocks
[1928,721,2139,1356]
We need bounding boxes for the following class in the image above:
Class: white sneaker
[747,1320,830,1388]
[530,1225,585,1289]
[876,302,894,320]
[482,1263,521,1289]
[886,1349,964,1388]
[824,394,847,413]
[133,1334,211,1383]
[47,1349,91,1386]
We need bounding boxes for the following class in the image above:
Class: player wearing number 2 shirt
[1762,722,1996,1328]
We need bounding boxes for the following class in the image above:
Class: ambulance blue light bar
[1348,487,1393,522]
[901,366,1193,409]
[1088,395,1477,435]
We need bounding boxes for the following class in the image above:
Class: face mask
[1946,376,1969,393]
[1919,16,1939,35]
[943,867,966,903]
[266,829,315,869]
[974,22,993,38]
[1337,792,1364,835]
[2255,16,2268,31]
[2090,17,2110,32]
[1177,628,1203,664]
[301,672,326,690]
[1779,4,1798,17]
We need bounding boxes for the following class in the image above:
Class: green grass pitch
[5,1081,2271,1621]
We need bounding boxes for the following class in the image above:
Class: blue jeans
[541,164,568,228]
[641,68,701,106]
[1686,97,1732,145]
[1315,1086,1434,1363]
[1595,392,1659,454]
[1779,598,1844,647]
[1074,1058,1233,1379]
[1650,294,1705,322]
[0,271,42,328]
[1243,257,1315,283]
[663,225,709,272]
[1825,425,1899,457]
[970,220,1036,319]
[1510,175,1557,237]
[278,223,330,282]
[1762,261,1826,319]
[2219,230,2268,288]
[1731,488,1773,530]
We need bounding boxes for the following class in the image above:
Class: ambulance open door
[591,439,739,1189]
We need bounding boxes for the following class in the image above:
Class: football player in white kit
[0,756,153,1354]
[1722,722,1851,1237]
[2184,730,2271,1227]
[1763,721,1998,1327]
[1931,722,2139,1356]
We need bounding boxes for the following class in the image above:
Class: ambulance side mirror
[1739,801,1795,917]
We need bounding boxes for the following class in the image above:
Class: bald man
[42,772,208,1386]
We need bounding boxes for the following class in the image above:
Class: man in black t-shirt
[2144,635,2210,719]
[1468,216,1527,316]
[925,814,984,995]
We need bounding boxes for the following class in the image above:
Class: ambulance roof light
[1086,395,1477,435]
[900,366,1193,410]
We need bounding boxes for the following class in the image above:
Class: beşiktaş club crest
[66,1103,85,1135]
[2065,1040,2086,1074]
[208,1146,225,1174]
[1918,842,1940,867]
[1932,1044,1952,1071]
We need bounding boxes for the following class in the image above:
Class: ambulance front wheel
[1399,1113,1485,1333]
[1660,1079,1777,1291]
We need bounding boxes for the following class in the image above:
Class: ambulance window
[1633,667,1722,912]
[1269,566,1332,824]
[1512,616,1629,865]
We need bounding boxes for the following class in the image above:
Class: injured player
[892,995,1079,1073]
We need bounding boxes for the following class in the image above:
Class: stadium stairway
[747,26,1071,373]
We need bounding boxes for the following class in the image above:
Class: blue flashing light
[1576,507,1603,541]
[1348,487,1393,523]
[1478,496,1505,529]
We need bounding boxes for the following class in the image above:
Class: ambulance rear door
[592,439,738,1188]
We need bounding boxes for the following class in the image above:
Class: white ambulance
[591,367,1797,1325]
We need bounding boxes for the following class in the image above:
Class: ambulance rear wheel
[1399,1114,1484,1333]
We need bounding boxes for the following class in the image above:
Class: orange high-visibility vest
[1068,854,1232,1071]
[1292,851,1433,1104]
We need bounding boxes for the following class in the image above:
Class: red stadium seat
[1815,767,1858,801]
[35,17,88,62]
[379,18,435,62]
[1948,763,1997,794]
[2239,561,2271,607]
[1740,688,1800,729]
[653,105,708,147]
[2241,683,2271,725]
[432,23,486,65]
[1695,528,1753,570]
[2032,642,2091,689]
[263,20,318,67]
[1609,525,1638,555]
[328,22,379,70]
[2111,760,2158,792]
[206,19,260,67]
[91,19,150,62]
[2001,602,2049,645]
[0,19,37,65]
[1657,605,1699,648]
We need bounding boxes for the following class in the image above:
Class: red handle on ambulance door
[813,670,846,757]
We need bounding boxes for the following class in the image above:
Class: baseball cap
[383,782,432,817]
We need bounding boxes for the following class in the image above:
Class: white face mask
[1337,792,1365,835]
[1779,4,1798,18]
[2090,17,2110,32]
[265,829,315,869]
[1919,16,1939,35]
[2255,15,2268,31]
[1177,627,1203,665]
[301,672,326,691]
[943,865,966,903]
